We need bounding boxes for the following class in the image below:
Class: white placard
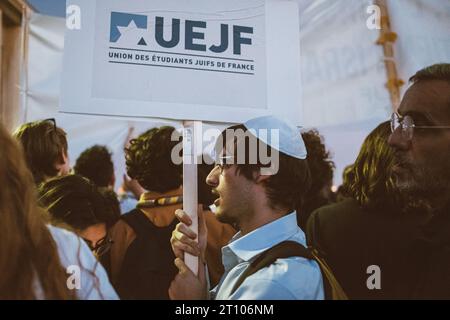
[61,0,302,125]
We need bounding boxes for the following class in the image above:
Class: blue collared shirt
[211,212,324,300]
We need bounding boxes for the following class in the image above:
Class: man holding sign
[61,0,307,299]
[169,116,325,300]
[107,126,234,299]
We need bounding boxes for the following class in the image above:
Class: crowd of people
[0,63,449,300]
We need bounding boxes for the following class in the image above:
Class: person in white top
[0,124,117,300]
[47,225,118,300]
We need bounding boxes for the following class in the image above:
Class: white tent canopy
[20,0,450,188]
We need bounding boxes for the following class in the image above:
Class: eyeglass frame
[59,208,113,257]
[214,155,234,174]
[83,234,114,257]
[390,112,450,140]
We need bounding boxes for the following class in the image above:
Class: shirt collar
[225,212,301,262]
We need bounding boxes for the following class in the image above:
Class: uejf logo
[110,12,148,44]
[107,11,257,74]
[109,12,254,56]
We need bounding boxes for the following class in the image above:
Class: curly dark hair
[299,129,335,228]
[302,130,334,197]
[74,145,114,188]
[335,165,354,201]
[125,126,182,193]
[38,174,118,230]
[98,188,121,223]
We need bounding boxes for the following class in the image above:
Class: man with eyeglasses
[388,63,450,299]
[169,116,325,300]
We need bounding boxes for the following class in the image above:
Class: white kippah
[243,115,307,160]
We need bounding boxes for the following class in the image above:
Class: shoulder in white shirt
[47,225,119,300]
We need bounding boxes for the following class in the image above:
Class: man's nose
[388,127,410,151]
[206,165,220,187]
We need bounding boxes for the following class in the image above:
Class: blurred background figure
[306,121,428,299]
[38,174,121,272]
[299,129,335,229]
[74,145,116,189]
[334,165,355,203]
[74,144,144,214]
[0,123,73,299]
[117,127,146,213]
[0,124,117,300]
[13,119,70,186]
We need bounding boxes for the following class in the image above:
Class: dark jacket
[306,198,433,299]
[115,209,178,299]
[406,201,450,299]
[106,194,236,299]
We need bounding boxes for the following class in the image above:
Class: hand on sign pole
[171,208,207,265]
[168,255,207,300]
[169,209,208,300]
